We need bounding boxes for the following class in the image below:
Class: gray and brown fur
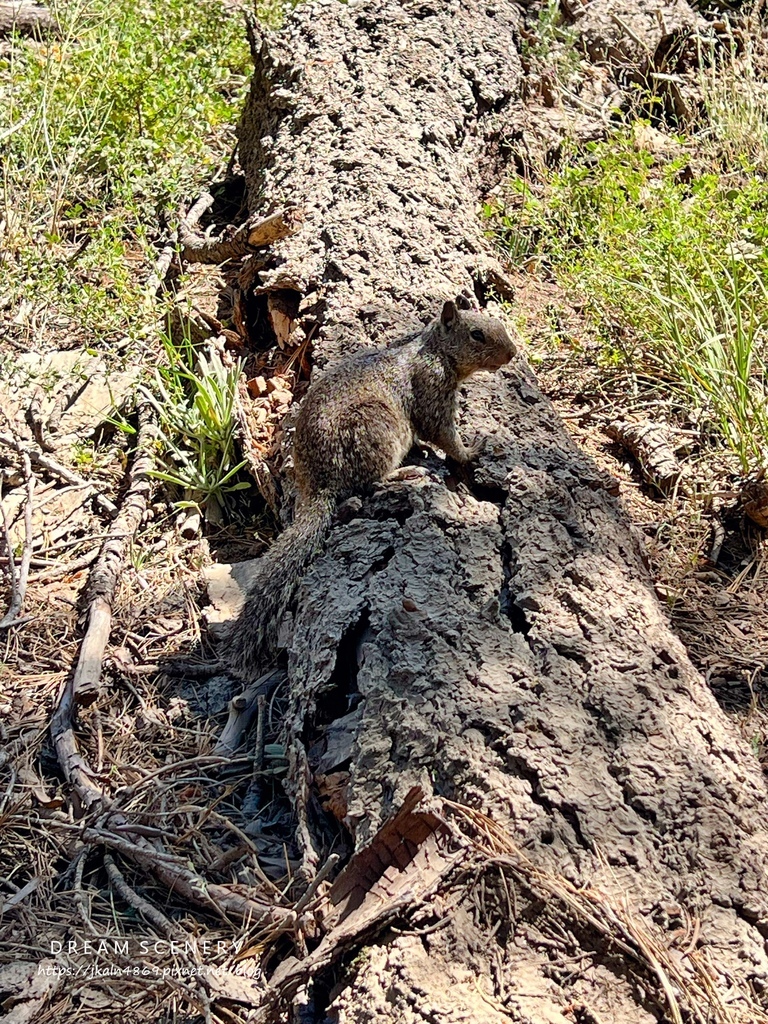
[226,294,516,674]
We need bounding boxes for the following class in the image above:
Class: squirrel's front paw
[461,436,485,463]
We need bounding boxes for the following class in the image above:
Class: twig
[253,694,266,775]
[50,403,156,813]
[80,826,295,929]
[28,547,99,583]
[72,847,99,936]
[294,853,340,914]
[0,453,35,629]
[144,191,218,297]
[214,668,284,756]
[44,364,94,444]
[0,430,116,515]
[104,852,184,939]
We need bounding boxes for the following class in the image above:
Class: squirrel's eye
[470,329,485,342]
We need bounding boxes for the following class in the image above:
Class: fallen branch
[0,453,35,629]
[179,201,303,265]
[214,668,285,756]
[81,826,294,931]
[78,403,156,703]
[104,852,185,939]
[50,402,156,812]
[606,417,685,496]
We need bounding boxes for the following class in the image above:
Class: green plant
[495,123,768,474]
[632,257,768,471]
[141,329,249,518]
[0,0,250,348]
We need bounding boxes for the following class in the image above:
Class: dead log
[232,0,768,1020]
[0,1,57,36]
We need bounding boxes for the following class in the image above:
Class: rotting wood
[228,0,768,1020]
[0,0,57,37]
[606,415,686,495]
[179,199,303,265]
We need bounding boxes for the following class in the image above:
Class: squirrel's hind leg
[340,399,414,489]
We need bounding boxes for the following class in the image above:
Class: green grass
[495,116,768,474]
[0,0,251,349]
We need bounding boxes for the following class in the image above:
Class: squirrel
[225,293,516,674]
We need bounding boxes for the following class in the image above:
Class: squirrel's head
[438,293,517,380]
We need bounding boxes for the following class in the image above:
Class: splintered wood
[267,788,465,1002]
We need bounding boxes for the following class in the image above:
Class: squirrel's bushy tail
[224,491,336,676]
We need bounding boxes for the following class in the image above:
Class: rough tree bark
[0,1,57,36]
[233,1,768,1021]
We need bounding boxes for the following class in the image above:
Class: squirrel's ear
[441,300,457,329]
[455,291,472,310]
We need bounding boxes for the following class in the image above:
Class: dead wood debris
[214,667,285,756]
[606,416,686,495]
[0,429,117,516]
[40,397,296,936]
[234,788,768,1024]
[178,195,304,266]
[742,467,768,529]
[52,401,156,714]
[252,786,465,1017]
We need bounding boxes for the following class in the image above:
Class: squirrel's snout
[488,332,517,369]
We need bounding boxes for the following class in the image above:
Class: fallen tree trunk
[233,1,768,1020]
[0,1,57,36]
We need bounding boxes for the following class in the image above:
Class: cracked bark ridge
[235,1,768,1020]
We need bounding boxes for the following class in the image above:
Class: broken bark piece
[267,288,301,348]
[266,788,464,1002]
[606,416,686,494]
[248,375,268,397]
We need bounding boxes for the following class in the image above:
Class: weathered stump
[233,1,768,1020]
